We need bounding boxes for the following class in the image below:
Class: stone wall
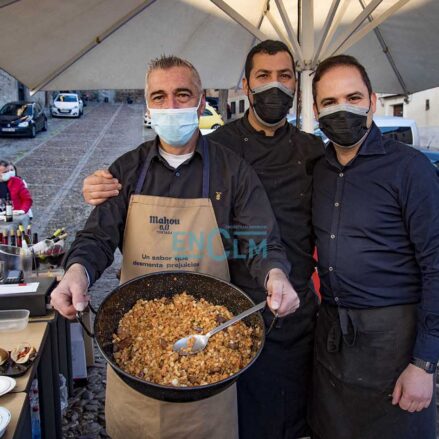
[0,69,18,109]
[115,89,145,104]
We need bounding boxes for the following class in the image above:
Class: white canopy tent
[0,0,438,131]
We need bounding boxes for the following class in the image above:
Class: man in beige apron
[105,136,236,439]
[51,55,300,439]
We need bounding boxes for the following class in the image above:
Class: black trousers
[309,302,437,439]
[237,286,319,439]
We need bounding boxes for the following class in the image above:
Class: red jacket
[7,177,32,213]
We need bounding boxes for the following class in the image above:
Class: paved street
[0,102,152,238]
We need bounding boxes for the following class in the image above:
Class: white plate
[0,406,11,437]
[0,377,16,397]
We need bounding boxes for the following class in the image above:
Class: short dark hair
[312,55,372,103]
[0,160,9,168]
[244,40,296,80]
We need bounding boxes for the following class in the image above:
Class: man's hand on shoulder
[82,169,121,206]
[392,363,434,412]
[50,263,90,319]
[266,268,300,317]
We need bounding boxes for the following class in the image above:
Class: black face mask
[250,82,294,126]
[318,104,370,148]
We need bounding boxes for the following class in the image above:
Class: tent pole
[301,0,315,133]
[210,0,271,42]
[274,0,304,65]
[356,0,409,96]
[323,0,383,58]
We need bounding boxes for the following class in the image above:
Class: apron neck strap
[201,136,209,198]
[135,136,210,198]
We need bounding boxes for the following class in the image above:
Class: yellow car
[199,103,224,130]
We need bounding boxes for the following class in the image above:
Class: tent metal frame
[211,0,410,132]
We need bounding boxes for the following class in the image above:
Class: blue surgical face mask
[149,98,201,147]
[1,171,14,182]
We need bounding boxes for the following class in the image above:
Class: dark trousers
[237,286,319,439]
[309,302,437,439]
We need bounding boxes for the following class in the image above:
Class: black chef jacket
[209,112,324,292]
[66,135,290,288]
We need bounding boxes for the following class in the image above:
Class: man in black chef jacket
[82,40,324,439]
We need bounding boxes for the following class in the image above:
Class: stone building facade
[0,69,19,109]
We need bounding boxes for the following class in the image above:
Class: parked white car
[373,116,420,146]
[51,93,84,118]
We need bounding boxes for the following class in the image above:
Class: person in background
[7,163,33,220]
[0,160,32,214]
[80,40,324,439]
[309,54,439,439]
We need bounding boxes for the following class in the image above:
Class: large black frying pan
[79,271,266,403]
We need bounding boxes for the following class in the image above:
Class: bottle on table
[46,228,64,241]
[19,224,31,247]
[9,229,15,247]
[5,195,12,223]
[16,229,22,247]
[30,232,67,254]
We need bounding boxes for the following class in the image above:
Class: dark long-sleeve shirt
[66,135,290,292]
[313,123,439,362]
[209,113,324,292]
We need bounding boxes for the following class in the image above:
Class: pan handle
[76,302,97,338]
[263,302,279,335]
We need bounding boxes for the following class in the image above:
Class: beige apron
[105,140,238,439]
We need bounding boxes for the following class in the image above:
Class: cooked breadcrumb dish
[112,292,261,387]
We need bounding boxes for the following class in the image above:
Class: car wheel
[29,125,36,138]
[211,124,221,130]
[42,119,48,131]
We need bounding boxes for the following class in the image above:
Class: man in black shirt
[51,55,299,439]
[310,55,439,439]
[83,41,324,438]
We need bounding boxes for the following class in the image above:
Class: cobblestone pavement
[1,105,438,438]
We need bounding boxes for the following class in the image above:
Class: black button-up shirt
[313,123,439,361]
[209,112,324,292]
[66,135,290,294]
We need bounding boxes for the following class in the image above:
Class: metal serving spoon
[173,300,266,355]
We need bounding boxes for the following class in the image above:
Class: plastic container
[0,309,29,332]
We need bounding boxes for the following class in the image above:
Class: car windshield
[56,95,78,103]
[0,103,32,117]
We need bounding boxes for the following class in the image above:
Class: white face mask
[1,171,15,182]
[148,97,201,147]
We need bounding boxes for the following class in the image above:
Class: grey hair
[145,55,202,94]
